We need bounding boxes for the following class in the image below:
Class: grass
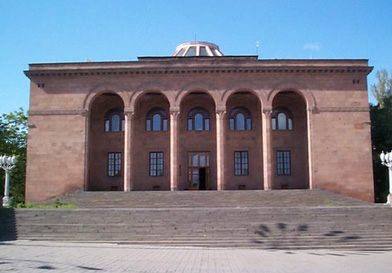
[15,203,77,209]
[13,198,77,209]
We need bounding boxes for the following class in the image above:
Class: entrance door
[188,152,210,190]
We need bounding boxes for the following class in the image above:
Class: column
[216,108,226,190]
[82,110,89,191]
[307,107,314,189]
[170,108,180,191]
[124,109,134,192]
[262,108,272,190]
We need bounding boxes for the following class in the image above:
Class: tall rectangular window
[277,151,291,175]
[108,152,122,177]
[150,152,164,176]
[234,151,249,176]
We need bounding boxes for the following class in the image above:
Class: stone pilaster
[124,109,134,192]
[170,109,180,191]
[262,108,272,190]
[307,107,314,189]
[216,108,226,190]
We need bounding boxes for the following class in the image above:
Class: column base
[387,194,392,206]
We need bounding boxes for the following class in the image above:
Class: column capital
[216,106,226,116]
[262,106,272,116]
[170,107,180,117]
[124,108,134,117]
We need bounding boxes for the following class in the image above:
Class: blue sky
[1,0,391,115]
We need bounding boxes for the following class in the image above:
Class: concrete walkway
[0,240,391,273]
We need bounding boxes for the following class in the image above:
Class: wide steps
[1,190,392,250]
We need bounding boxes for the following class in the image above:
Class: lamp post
[380,151,392,205]
[0,155,17,207]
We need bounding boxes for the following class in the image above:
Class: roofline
[27,56,370,67]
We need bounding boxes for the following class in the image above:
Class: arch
[130,89,171,112]
[176,84,220,107]
[83,83,128,111]
[222,87,264,104]
[268,86,316,110]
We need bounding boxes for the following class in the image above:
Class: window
[271,108,293,130]
[277,151,291,175]
[146,108,168,132]
[234,151,249,176]
[199,46,208,56]
[187,107,210,131]
[105,109,124,132]
[108,152,122,177]
[229,107,252,130]
[149,152,164,176]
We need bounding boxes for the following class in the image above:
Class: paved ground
[0,241,391,273]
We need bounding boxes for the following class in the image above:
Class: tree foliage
[371,69,392,109]
[0,109,28,204]
[370,70,392,202]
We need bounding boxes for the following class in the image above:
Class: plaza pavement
[0,240,391,273]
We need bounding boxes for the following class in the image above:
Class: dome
[173,41,223,57]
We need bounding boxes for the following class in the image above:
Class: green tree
[0,109,28,204]
[370,69,392,202]
[371,69,392,109]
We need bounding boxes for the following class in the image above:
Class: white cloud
[303,43,321,51]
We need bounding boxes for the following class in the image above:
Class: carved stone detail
[317,107,369,113]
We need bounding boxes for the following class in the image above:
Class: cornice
[24,65,373,80]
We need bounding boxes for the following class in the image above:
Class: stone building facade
[24,42,374,202]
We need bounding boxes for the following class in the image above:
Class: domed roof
[173,41,223,57]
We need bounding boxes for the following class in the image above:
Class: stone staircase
[1,190,392,250]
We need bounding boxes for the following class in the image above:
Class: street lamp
[0,155,17,207]
[380,151,392,205]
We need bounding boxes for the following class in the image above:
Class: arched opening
[225,91,262,190]
[271,91,309,189]
[180,91,216,190]
[88,93,125,191]
[134,92,170,190]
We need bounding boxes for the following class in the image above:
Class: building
[24,41,374,202]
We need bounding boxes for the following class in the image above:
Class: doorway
[188,152,210,190]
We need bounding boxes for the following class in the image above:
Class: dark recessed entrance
[188,152,210,190]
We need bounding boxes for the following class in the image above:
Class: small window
[176,48,186,56]
[185,46,196,56]
[277,151,291,175]
[229,107,252,131]
[146,108,168,132]
[108,152,122,177]
[150,152,164,176]
[104,109,125,132]
[234,151,249,176]
[188,107,210,131]
[200,46,208,56]
[272,108,293,131]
